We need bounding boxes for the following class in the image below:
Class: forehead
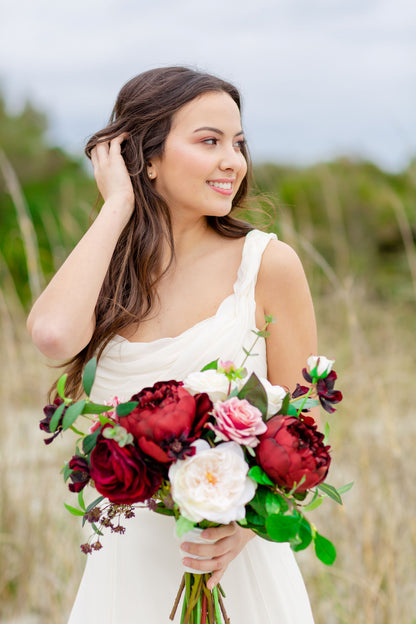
[170,91,242,133]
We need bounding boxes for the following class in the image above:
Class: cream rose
[260,378,288,417]
[183,369,236,402]
[307,355,335,379]
[169,440,256,523]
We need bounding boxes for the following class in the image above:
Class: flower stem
[240,319,271,368]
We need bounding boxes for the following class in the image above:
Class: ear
[147,161,157,180]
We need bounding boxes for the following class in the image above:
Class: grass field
[1,156,415,623]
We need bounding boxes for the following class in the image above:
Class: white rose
[169,439,256,524]
[260,378,288,417]
[183,369,236,402]
[307,355,335,379]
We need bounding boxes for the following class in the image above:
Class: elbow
[27,315,84,360]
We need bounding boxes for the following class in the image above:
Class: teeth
[209,181,232,190]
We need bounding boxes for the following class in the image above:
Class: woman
[27,67,316,623]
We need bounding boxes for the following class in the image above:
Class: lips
[207,179,235,196]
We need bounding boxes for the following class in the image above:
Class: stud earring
[148,171,153,179]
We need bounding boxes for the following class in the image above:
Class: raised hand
[90,133,135,211]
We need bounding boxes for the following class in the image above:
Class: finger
[181,537,232,558]
[109,132,129,155]
[95,140,110,162]
[201,523,235,541]
[207,569,224,591]
[182,554,226,574]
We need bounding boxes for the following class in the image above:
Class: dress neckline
[113,229,256,347]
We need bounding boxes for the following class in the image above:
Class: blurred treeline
[1,90,415,311]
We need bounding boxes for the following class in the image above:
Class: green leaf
[152,503,176,517]
[82,429,101,455]
[290,397,319,411]
[82,357,97,397]
[238,373,268,418]
[323,421,330,445]
[248,466,275,487]
[85,496,105,514]
[62,400,86,431]
[250,488,288,518]
[277,392,291,416]
[62,462,73,482]
[175,515,195,538]
[56,373,68,400]
[314,532,337,565]
[116,401,139,417]
[264,314,276,325]
[201,359,219,371]
[70,425,85,436]
[286,404,299,416]
[82,403,114,415]
[49,402,66,433]
[291,517,313,552]
[337,482,354,495]
[266,514,301,542]
[245,507,265,527]
[317,483,343,505]
[91,522,104,536]
[64,503,86,517]
[303,490,323,512]
[78,490,86,511]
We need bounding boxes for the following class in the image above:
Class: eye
[234,139,246,150]
[202,138,218,146]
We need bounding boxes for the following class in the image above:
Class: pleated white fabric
[68,229,315,624]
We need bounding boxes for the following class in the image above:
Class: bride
[27,66,316,623]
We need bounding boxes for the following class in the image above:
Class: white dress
[68,229,315,624]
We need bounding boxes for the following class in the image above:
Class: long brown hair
[61,66,253,399]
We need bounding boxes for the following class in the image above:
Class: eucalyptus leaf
[116,401,139,417]
[337,482,354,495]
[85,496,105,513]
[62,462,73,482]
[82,429,101,455]
[290,397,319,411]
[82,403,114,415]
[49,402,66,433]
[82,357,97,397]
[62,400,86,431]
[317,483,343,505]
[56,373,68,400]
[314,532,337,565]
[78,489,86,511]
[91,522,104,536]
[323,421,330,445]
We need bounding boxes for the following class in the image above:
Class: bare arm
[27,134,134,360]
[256,239,319,422]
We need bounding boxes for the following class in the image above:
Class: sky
[0,0,415,171]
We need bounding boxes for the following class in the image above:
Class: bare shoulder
[256,238,310,307]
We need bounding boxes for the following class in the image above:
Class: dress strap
[234,229,277,298]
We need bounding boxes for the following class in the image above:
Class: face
[150,91,247,222]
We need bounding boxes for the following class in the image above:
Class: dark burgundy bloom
[89,428,162,504]
[256,415,331,492]
[302,368,342,414]
[121,381,212,464]
[292,384,310,399]
[68,455,90,493]
[39,398,66,444]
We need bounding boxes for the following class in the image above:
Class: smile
[207,180,234,196]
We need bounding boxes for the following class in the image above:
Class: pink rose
[207,397,267,448]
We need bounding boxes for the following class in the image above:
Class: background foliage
[1,92,415,624]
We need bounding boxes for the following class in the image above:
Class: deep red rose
[122,381,212,464]
[68,455,90,493]
[89,429,162,504]
[256,415,331,492]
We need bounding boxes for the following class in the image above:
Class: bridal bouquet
[40,317,349,624]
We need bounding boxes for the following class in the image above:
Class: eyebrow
[193,126,244,137]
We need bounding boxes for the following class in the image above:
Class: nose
[219,143,246,173]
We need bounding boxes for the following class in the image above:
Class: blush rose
[207,397,267,448]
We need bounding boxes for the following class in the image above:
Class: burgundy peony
[68,455,90,493]
[121,381,212,464]
[89,429,162,504]
[256,415,331,492]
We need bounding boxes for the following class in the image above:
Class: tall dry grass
[0,160,415,623]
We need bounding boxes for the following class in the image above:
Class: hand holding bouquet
[40,317,349,623]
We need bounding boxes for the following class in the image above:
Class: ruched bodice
[91,229,275,403]
[68,229,315,624]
